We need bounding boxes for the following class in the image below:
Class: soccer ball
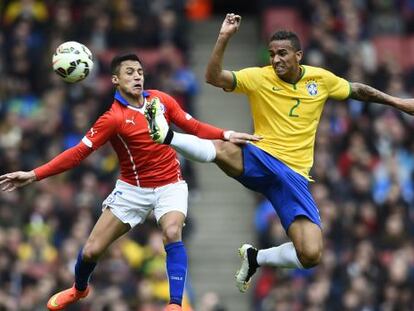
[52,41,93,83]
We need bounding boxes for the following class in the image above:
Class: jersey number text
[289,99,301,117]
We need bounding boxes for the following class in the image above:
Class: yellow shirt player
[233,64,350,179]
[145,13,414,295]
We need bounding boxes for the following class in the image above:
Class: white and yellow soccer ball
[52,41,93,83]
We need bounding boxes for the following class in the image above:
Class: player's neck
[119,90,144,107]
[280,66,302,84]
[130,95,145,108]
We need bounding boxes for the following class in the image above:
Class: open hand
[0,171,36,192]
[226,131,262,144]
[219,13,241,37]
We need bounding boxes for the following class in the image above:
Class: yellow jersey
[232,65,351,179]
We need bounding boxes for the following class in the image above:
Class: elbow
[205,73,222,87]
[205,66,221,86]
[205,73,215,85]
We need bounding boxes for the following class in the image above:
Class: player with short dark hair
[110,53,142,74]
[269,30,301,51]
[0,52,259,310]
[145,13,414,293]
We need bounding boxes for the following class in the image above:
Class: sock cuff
[77,248,97,266]
[165,241,184,252]
[248,248,260,268]
[164,129,174,145]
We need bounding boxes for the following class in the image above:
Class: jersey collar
[275,65,306,90]
[114,90,150,107]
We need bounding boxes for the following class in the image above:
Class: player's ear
[112,75,119,86]
[296,50,303,63]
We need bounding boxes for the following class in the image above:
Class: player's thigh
[86,208,131,254]
[287,217,323,259]
[158,211,186,242]
[154,181,188,242]
[158,211,186,229]
[102,179,155,228]
[213,140,243,177]
[154,181,188,223]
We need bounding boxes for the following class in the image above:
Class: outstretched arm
[153,92,260,144]
[350,82,414,115]
[173,107,260,144]
[0,142,92,192]
[205,13,241,90]
[0,171,36,191]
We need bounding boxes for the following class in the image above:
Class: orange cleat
[165,304,182,311]
[47,284,90,310]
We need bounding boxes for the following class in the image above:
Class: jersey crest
[306,79,318,96]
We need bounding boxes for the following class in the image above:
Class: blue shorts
[234,143,321,232]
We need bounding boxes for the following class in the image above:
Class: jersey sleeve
[34,142,93,180]
[81,110,118,150]
[159,92,225,139]
[34,110,118,180]
[232,67,264,94]
[323,69,351,100]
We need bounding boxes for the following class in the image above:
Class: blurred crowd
[252,1,414,311]
[2,0,414,311]
[0,0,200,310]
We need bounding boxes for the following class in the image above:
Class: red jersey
[34,89,225,188]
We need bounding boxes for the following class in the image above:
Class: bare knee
[82,240,104,262]
[296,245,322,268]
[159,211,185,244]
[288,218,323,268]
[162,223,183,244]
[213,141,243,177]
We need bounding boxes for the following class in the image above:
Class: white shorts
[102,179,188,227]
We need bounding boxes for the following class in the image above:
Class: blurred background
[0,0,414,310]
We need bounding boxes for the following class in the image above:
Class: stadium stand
[1,0,414,310]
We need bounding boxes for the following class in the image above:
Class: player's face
[112,60,144,98]
[268,40,302,80]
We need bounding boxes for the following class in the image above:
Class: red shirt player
[0,53,258,311]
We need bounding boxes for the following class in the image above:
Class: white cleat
[235,244,258,293]
[145,97,170,144]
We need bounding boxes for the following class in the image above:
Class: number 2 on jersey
[289,98,301,117]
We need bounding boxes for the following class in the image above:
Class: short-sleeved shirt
[232,65,351,179]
